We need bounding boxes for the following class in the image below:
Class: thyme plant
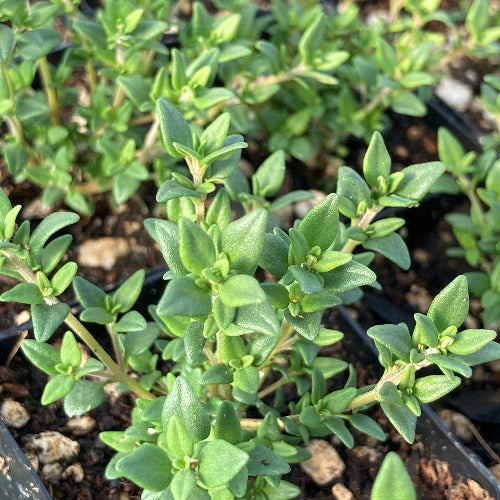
[0,101,499,498]
[434,127,500,328]
[0,0,498,212]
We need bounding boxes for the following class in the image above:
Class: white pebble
[435,76,473,112]
[0,399,30,428]
[301,439,345,485]
[24,431,79,464]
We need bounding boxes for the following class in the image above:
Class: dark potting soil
[0,307,495,499]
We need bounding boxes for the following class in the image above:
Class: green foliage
[371,452,416,500]
[0,0,497,215]
[0,37,497,497]
[435,128,500,328]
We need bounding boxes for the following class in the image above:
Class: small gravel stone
[301,439,345,485]
[435,76,473,112]
[350,445,381,464]
[67,415,96,436]
[0,399,30,428]
[23,451,39,472]
[77,237,130,270]
[489,464,500,481]
[437,409,473,442]
[14,310,31,325]
[41,462,63,483]
[24,431,80,464]
[62,462,84,483]
[332,483,354,500]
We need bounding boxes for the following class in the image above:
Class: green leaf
[200,142,248,167]
[117,75,150,109]
[198,440,249,488]
[112,270,145,313]
[400,72,434,88]
[299,14,325,64]
[301,291,342,312]
[116,444,172,492]
[99,431,135,453]
[201,113,231,155]
[201,363,233,385]
[391,92,426,117]
[60,331,82,368]
[323,387,357,413]
[18,28,62,59]
[170,470,198,500]
[157,276,212,317]
[437,128,464,169]
[222,209,267,274]
[427,276,469,332]
[269,191,314,212]
[413,375,460,403]
[234,300,280,337]
[80,307,114,325]
[122,323,160,356]
[312,328,343,347]
[312,251,352,273]
[323,260,376,293]
[194,88,235,109]
[156,179,200,203]
[252,150,286,197]
[324,416,354,448]
[164,415,195,459]
[145,219,187,275]
[363,131,391,186]
[367,323,413,362]
[31,302,70,342]
[206,188,231,229]
[214,401,243,444]
[0,283,43,304]
[232,366,259,394]
[219,275,266,307]
[363,233,410,270]
[73,277,107,309]
[157,98,193,159]
[448,329,497,355]
[312,357,348,378]
[247,443,290,476]
[395,162,445,201]
[0,25,15,63]
[63,379,105,416]
[349,414,386,441]
[162,376,210,442]
[259,232,289,278]
[449,341,500,366]
[52,262,77,295]
[425,354,472,378]
[29,212,80,254]
[413,313,439,348]
[380,402,416,443]
[284,310,321,340]
[21,339,60,375]
[41,374,75,405]
[289,265,323,294]
[465,0,489,40]
[41,235,73,274]
[298,194,339,251]
[115,311,147,333]
[371,452,416,500]
[179,218,216,275]
[184,322,205,364]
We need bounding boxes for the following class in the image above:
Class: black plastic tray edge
[337,305,500,498]
[0,419,51,500]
